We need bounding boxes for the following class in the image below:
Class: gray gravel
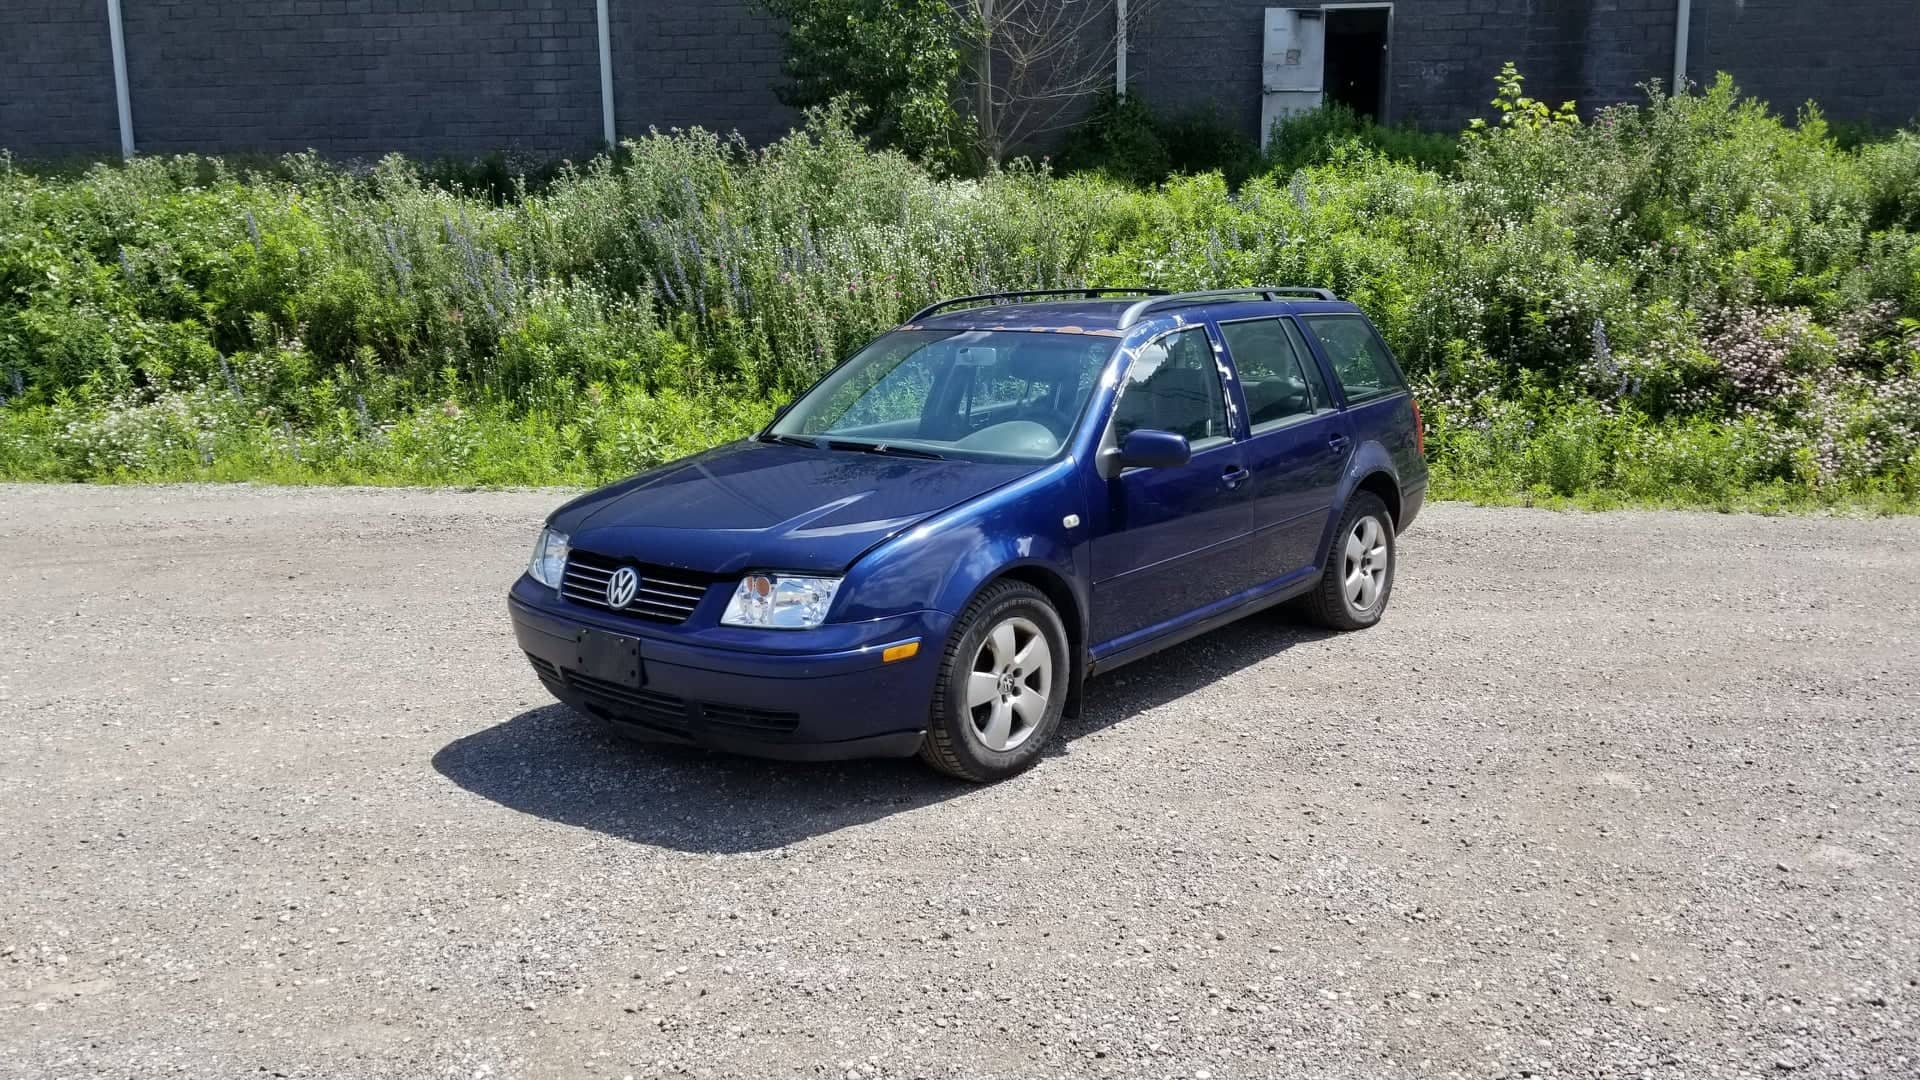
[1,483,1916,1079]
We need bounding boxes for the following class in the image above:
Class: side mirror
[1102,429,1192,475]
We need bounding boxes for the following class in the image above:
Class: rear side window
[1303,315,1407,404]
[1111,327,1230,446]
[1217,317,1331,432]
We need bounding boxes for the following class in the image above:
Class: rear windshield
[770,330,1120,461]
[1301,314,1407,405]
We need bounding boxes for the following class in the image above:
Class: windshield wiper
[826,439,945,460]
[759,432,824,449]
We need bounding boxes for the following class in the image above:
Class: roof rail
[909,287,1168,323]
[1117,286,1339,329]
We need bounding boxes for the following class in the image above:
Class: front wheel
[1300,491,1396,631]
[919,580,1069,782]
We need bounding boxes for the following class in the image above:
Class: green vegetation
[1058,92,1459,186]
[3,70,1919,510]
[759,0,969,170]
[757,0,1120,169]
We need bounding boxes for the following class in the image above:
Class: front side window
[771,329,1119,461]
[1218,317,1330,431]
[1110,327,1230,446]
[1302,314,1407,404]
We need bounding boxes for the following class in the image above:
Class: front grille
[560,550,713,624]
[701,702,802,736]
[535,661,804,739]
[564,672,692,734]
[525,653,561,683]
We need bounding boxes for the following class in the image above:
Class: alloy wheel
[965,616,1052,752]
[1343,515,1389,614]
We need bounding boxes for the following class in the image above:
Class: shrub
[1157,105,1268,187]
[1267,103,1461,175]
[1053,92,1172,186]
[1057,96,1456,187]
[1862,131,1920,230]
[2,70,1918,507]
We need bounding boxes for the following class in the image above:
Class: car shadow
[432,612,1332,854]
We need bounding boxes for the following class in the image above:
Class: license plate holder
[574,628,643,688]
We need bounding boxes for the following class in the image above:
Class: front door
[1088,326,1261,646]
[1215,315,1353,579]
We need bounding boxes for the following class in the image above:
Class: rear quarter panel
[1347,393,1427,497]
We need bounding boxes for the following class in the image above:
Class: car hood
[549,440,1036,576]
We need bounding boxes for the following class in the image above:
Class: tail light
[1411,399,1426,457]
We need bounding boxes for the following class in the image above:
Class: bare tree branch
[961,0,1154,162]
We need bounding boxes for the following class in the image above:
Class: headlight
[528,527,569,589]
[721,573,842,629]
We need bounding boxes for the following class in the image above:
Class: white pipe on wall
[596,0,616,146]
[1672,0,1692,96]
[106,0,135,157]
[1116,0,1128,96]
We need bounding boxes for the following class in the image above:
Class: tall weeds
[2,79,1918,507]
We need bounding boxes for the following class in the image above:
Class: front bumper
[507,574,949,761]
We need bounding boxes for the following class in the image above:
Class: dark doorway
[1323,6,1390,120]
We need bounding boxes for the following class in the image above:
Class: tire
[919,580,1070,783]
[1300,491,1396,631]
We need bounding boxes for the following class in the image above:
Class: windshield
[768,330,1121,461]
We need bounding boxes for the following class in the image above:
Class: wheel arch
[953,561,1089,720]
[1353,469,1403,529]
[1337,439,1405,530]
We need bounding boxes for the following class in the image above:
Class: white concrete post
[596,0,616,146]
[1672,0,1692,95]
[106,0,135,157]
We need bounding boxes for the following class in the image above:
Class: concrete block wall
[0,0,794,160]
[0,0,121,157]
[121,0,605,157]
[0,1,1913,160]
[1384,0,1676,130]
[1694,0,1920,129]
[1138,0,1918,141]
[1125,0,1684,141]
[612,0,793,145]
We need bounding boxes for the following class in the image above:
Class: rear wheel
[919,581,1069,782]
[1300,491,1396,631]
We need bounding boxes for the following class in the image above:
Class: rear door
[1298,312,1420,482]
[1216,315,1353,580]
[1087,325,1260,645]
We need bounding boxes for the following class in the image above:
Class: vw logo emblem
[604,566,640,610]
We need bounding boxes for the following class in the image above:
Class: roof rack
[1117,286,1339,328]
[909,287,1169,323]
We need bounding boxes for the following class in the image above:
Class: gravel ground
[1,484,1915,1080]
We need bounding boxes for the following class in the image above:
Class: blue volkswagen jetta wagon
[509,287,1427,781]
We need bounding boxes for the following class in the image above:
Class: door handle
[1221,465,1251,489]
[1327,433,1351,455]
